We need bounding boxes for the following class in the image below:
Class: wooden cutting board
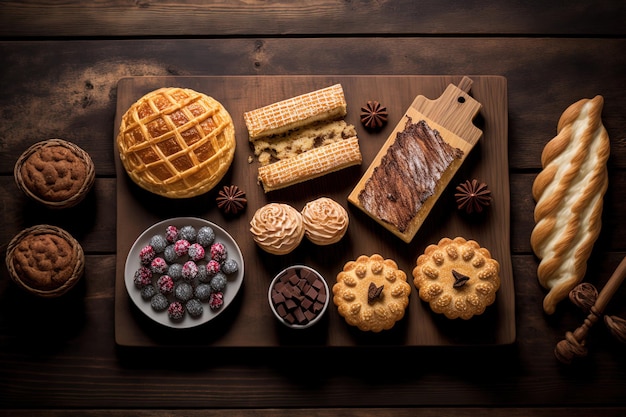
[348,77,482,242]
[114,75,514,348]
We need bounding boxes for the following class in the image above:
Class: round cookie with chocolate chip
[412,237,500,320]
[333,254,411,332]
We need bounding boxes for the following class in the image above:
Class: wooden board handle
[411,76,482,146]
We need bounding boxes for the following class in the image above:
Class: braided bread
[531,95,610,314]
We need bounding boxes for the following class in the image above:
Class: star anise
[454,179,491,214]
[360,100,388,130]
[216,185,247,215]
[367,282,384,304]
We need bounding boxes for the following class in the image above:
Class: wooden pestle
[555,255,626,364]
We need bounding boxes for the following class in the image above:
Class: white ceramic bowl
[268,265,329,329]
[125,217,244,329]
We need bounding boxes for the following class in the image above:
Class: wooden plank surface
[0,0,625,37]
[0,33,625,412]
[113,75,514,347]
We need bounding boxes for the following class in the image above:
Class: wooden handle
[595,255,626,314]
[555,255,626,364]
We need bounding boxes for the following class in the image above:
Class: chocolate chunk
[270,267,328,327]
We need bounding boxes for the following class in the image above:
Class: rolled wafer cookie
[257,137,362,192]
[530,95,610,315]
[244,84,347,140]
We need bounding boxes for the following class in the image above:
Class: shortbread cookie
[412,237,500,320]
[333,254,411,332]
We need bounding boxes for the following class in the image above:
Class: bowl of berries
[125,217,244,329]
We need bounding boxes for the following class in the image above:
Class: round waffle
[117,87,236,198]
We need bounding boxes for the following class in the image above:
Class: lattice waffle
[117,87,236,198]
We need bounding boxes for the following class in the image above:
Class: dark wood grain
[1,0,625,37]
[1,38,625,177]
[1,1,625,414]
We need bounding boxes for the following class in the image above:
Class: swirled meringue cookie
[301,197,349,245]
[250,203,304,255]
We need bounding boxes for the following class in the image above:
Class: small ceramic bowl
[268,265,329,329]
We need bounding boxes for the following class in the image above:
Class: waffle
[257,137,362,192]
[244,84,347,140]
[117,87,236,198]
[530,96,610,315]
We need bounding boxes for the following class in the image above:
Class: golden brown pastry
[249,203,304,255]
[531,95,610,314]
[333,254,411,332]
[301,197,349,245]
[116,87,235,198]
[412,237,500,320]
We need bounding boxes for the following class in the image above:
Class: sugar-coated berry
[163,245,177,263]
[196,264,209,283]
[210,242,227,263]
[133,266,153,287]
[182,260,198,281]
[173,239,190,257]
[150,257,168,274]
[165,225,179,243]
[194,283,212,301]
[149,234,168,253]
[188,243,205,262]
[150,294,169,311]
[168,302,185,320]
[139,245,156,265]
[140,285,156,300]
[186,299,204,317]
[210,272,227,292]
[179,225,197,242]
[168,263,183,280]
[197,226,215,247]
[175,282,194,302]
[206,259,221,276]
[221,258,239,275]
[209,291,224,310]
[157,275,174,295]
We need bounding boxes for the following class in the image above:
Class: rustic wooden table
[1,1,625,416]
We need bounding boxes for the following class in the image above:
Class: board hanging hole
[458,96,466,104]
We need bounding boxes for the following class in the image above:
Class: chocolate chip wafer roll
[531,95,610,315]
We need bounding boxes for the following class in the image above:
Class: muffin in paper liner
[14,139,95,209]
[5,224,85,298]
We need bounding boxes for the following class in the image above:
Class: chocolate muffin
[5,225,85,297]
[14,139,95,208]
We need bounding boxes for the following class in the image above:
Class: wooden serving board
[348,77,482,242]
[114,75,514,348]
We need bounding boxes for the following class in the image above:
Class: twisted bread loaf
[531,96,610,314]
